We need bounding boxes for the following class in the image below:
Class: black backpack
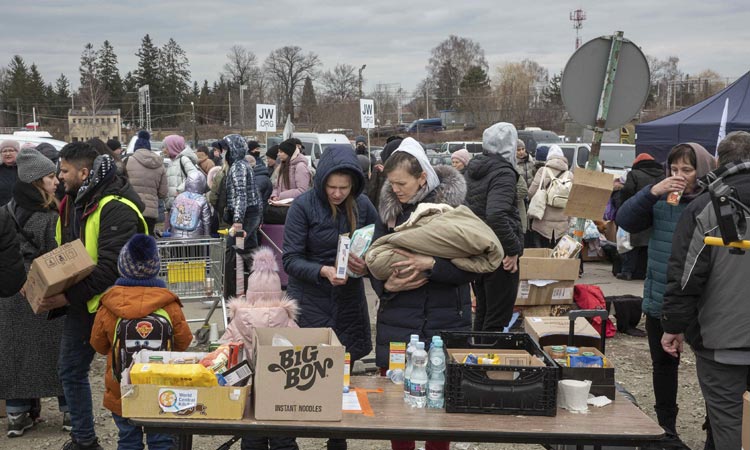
[111,308,174,381]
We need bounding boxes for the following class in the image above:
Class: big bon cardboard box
[24,239,96,314]
[252,327,345,421]
[121,350,250,420]
[517,249,580,306]
[524,316,602,350]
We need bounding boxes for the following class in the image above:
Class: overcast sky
[2,0,748,96]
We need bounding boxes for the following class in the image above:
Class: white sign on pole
[256,104,277,132]
[360,99,375,129]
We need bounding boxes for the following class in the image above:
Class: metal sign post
[571,31,624,241]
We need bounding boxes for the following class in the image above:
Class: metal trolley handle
[568,309,608,353]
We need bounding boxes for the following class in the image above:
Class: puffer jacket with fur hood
[125,148,167,219]
[371,163,474,369]
[272,153,311,200]
[528,155,574,240]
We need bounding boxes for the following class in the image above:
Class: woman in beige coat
[527,145,573,248]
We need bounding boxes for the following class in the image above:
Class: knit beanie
[247,140,261,152]
[16,148,56,183]
[246,247,282,302]
[451,149,471,167]
[35,142,59,163]
[633,153,655,165]
[118,234,161,280]
[355,135,367,144]
[134,130,151,150]
[279,139,296,157]
[0,140,20,152]
[107,138,121,151]
[265,145,279,161]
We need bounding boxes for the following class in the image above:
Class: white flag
[716,97,729,155]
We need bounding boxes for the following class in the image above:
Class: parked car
[428,154,452,167]
[406,118,444,133]
[517,129,561,156]
[0,133,67,151]
[439,141,483,154]
[554,143,635,178]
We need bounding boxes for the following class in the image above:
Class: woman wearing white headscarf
[369,138,472,450]
[528,144,574,248]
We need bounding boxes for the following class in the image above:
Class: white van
[439,141,483,154]
[268,133,351,169]
[556,143,636,178]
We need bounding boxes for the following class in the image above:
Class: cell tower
[570,9,587,49]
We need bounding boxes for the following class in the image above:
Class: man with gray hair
[662,130,750,450]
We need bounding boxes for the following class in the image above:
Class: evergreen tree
[97,40,123,107]
[299,76,317,125]
[53,74,71,118]
[134,34,161,101]
[27,63,46,109]
[458,65,491,123]
[5,56,30,126]
[542,72,563,106]
[159,38,191,124]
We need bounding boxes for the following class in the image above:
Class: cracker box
[252,327,345,421]
[24,239,96,313]
[120,350,250,420]
[524,316,602,349]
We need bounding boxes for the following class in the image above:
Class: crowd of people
[0,124,749,450]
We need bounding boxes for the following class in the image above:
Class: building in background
[68,108,121,143]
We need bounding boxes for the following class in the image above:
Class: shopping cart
[155,237,228,328]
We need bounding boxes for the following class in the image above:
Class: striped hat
[118,234,161,280]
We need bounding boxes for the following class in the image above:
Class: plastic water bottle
[403,335,419,403]
[427,340,445,408]
[409,342,429,408]
[386,369,404,385]
[427,336,442,376]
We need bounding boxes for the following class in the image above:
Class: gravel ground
[0,262,709,450]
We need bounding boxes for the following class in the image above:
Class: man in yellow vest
[38,142,147,450]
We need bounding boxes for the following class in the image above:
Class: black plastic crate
[440,331,560,416]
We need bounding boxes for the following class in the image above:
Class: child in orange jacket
[90,234,192,450]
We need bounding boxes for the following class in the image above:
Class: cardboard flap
[520,249,580,281]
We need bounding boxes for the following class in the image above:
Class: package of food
[200,344,231,374]
[551,235,583,259]
[130,363,218,387]
[568,354,604,368]
[347,224,375,278]
[336,235,351,279]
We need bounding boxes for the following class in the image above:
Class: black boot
[652,407,691,450]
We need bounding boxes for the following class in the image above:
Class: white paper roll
[558,379,592,412]
[209,322,219,342]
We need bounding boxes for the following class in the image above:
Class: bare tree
[494,59,547,127]
[321,64,358,102]
[224,45,258,87]
[263,46,320,120]
[428,35,488,109]
[78,42,108,127]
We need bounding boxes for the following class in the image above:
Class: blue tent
[636,71,750,162]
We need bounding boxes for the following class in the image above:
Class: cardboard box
[517,248,580,306]
[524,316,602,350]
[121,350,250,420]
[564,169,615,220]
[545,346,615,399]
[24,239,96,313]
[252,328,345,421]
[743,391,749,450]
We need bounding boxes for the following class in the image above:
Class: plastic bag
[347,224,375,278]
[616,227,632,254]
[272,333,293,347]
[528,187,547,220]
[130,363,218,387]
[583,220,600,241]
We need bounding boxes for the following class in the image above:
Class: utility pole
[240,84,247,130]
[425,84,430,119]
[191,101,198,146]
[15,98,20,128]
[228,91,232,127]
[358,64,367,98]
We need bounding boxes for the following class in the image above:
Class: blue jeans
[57,308,97,443]
[112,413,174,450]
[6,397,67,414]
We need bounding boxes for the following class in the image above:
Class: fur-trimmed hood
[226,293,299,322]
[378,164,467,226]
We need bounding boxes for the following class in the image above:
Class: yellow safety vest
[56,195,148,313]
